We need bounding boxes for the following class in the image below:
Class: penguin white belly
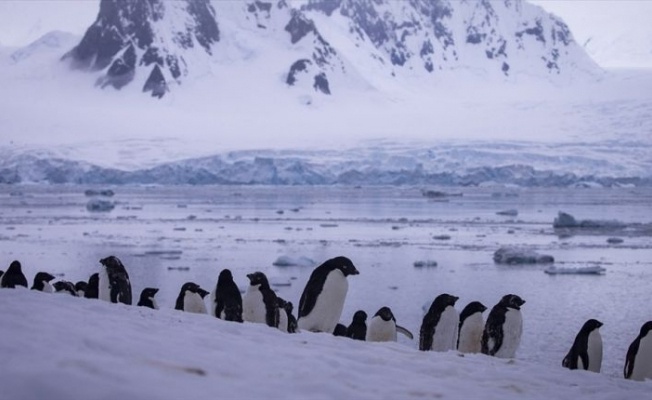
[587,329,602,373]
[278,309,289,333]
[298,270,348,333]
[631,335,652,381]
[458,313,484,353]
[494,309,522,358]
[243,286,266,324]
[366,318,397,342]
[151,297,159,310]
[42,281,54,294]
[431,306,459,351]
[208,291,217,317]
[184,292,207,314]
[98,268,111,302]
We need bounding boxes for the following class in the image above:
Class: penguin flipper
[578,352,589,371]
[419,323,434,351]
[298,266,329,318]
[397,325,414,340]
[624,338,640,379]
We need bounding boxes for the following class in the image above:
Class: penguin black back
[54,280,78,296]
[420,293,458,351]
[624,321,652,379]
[298,256,358,319]
[562,319,603,370]
[481,294,526,356]
[214,269,243,322]
[347,310,368,340]
[246,272,279,328]
[99,256,132,305]
[457,301,487,347]
[137,287,159,309]
[85,273,99,299]
[31,272,55,291]
[333,323,348,337]
[1,260,28,288]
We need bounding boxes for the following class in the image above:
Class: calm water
[1,185,651,377]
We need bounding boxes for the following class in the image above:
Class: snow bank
[1,290,649,399]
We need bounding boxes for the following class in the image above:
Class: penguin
[277,296,298,333]
[75,281,88,297]
[298,256,359,333]
[366,306,414,342]
[212,269,243,322]
[333,324,348,337]
[242,272,278,327]
[30,272,56,293]
[137,287,159,309]
[624,321,652,381]
[98,256,132,305]
[457,301,487,354]
[562,319,603,373]
[85,273,99,299]
[419,294,459,351]
[481,294,526,358]
[175,282,207,314]
[53,280,78,296]
[346,310,368,341]
[1,260,28,289]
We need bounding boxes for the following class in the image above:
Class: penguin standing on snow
[98,256,132,305]
[1,261,28,289]
[562,319,603,373]
[624,321,652,381]
[84,273,99,299]
[457,301,487,354]
[277,297,298,333]
[366,306,414,342]
[243,272,278,327]
[137,288,160,309]
[420,294,459,351]
[75,281,88,297]
[298,256,359,333]
[175,282,208,314]
[347,310,368,340]
[54,280,78,296]
[482,294,526,358]
[31,272,56,293]
[212,269,243,322]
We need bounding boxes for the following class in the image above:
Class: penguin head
[329,256,359,277]
[374,306,395,322]
[639,321,652,338]
[218,269,234,284]
[500,294,525,310]
[196,288,210,299]
[582,319,603,333]
[99,256,125,271]
[54,280,78,296]
[460,301,487,323]
[333,323,348,337]
[180,282,200,294]
[246,272,270,288]
[141,287,159,299]
[34,272,56,284]
[75,281,88,293]
[353,310,367,323]
[7,260,22,274]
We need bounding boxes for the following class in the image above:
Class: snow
[1,289,649,399]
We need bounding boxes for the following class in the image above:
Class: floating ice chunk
[493,247,554,265]
[272,256,315,267]
[86,199,115,212]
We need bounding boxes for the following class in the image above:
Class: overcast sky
[0,0,650,68]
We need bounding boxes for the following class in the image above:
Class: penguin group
[2,256,652,381]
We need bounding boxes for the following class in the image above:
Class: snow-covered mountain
[60,0,599,98]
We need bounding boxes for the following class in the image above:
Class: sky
[0,1,650,67]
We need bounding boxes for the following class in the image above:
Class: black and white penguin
[98,256,132,305]
[84,273,99,299]
[53,280,78,296]
[347,310,368,341]
[212,269,243,322]
[457,301,487,354]
[137,287,159,309]
[30,272,56,293]
[562,319,603,373]
[175,282,208,314]
[242,272,278,328]
[367,306,414,342]
[481,294,526,358]
[277,296,298,333]
[624,321,652,381]
[298,256,359,333]
[419,294,459,351]
[0,260,28,289]
[333,324,348,337]
[75,281,88,297]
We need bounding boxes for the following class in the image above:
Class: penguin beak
[350,266,359,275]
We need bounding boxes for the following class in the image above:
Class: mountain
[60,0,599,98]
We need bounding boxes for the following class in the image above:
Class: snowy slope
[1,289,649,399]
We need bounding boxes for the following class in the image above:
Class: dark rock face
[313,72,331,94]
[64,0,219,98]
[285,10,317,44]
[286,59,311,86]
